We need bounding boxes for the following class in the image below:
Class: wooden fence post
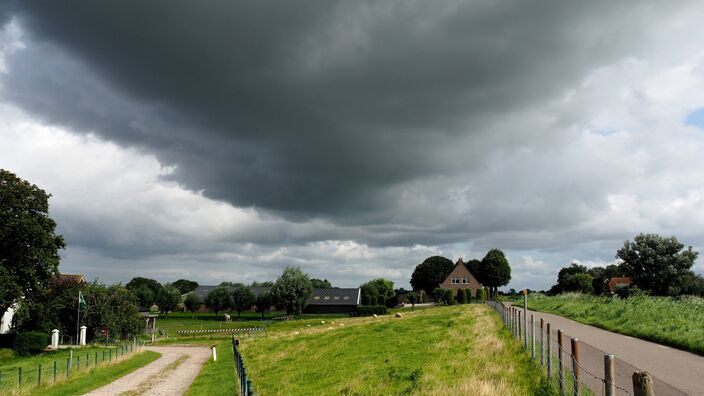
[523,290,528,350]
[18,367,22,386]
[531,315,535,360]
[571,338,580,396]
[518,311,522,340]
[540,318,545,366]
[38,363,42,385]
[558,329,564,396]
[604,354,615,396]
[547,323,552,379]
[53,360,57,382]
[633,371,655,396]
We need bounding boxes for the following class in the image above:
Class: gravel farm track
[82,346,210,396]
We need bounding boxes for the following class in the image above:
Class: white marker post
[212,346,217,361]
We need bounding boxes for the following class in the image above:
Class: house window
[451,277,459,284]
[462,277,468,284]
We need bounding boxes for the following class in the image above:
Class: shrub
[0,333,17,349]
[364,295,372,306]
[476,288,486,302]
[354,305,388,316]
[459,289,468,304]
[432,288,445,304]
[13,332,50,356]
[444,289,455,305]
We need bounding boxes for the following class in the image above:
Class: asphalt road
[504,302,703,396]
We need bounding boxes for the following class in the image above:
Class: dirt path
[504,302,703,396]
[82,346,211,396]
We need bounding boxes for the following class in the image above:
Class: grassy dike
[513,293,704,355]
[233,305,553,395]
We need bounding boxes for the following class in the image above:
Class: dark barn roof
[308,288,360,306]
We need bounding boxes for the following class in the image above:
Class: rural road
[82,346,211,396]
[505,302,703,396]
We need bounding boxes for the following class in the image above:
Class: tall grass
[522,293,704,354]
[239,305,555,395]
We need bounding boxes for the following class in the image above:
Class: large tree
[479,249,511,298]
[171,279,199,294]
[204,286,232,317]
[617,233,698,296]
[310,278,332,288]
[183,292,202,318]
[0,169,65,321]
[231,285,256,318]
[360,278,394,306]
[125,277,163,309]
[156,285,182,316]
[271,267,313,315]
[410,256,454,293]
[254,292,274,320]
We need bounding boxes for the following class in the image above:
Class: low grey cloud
[1,1,704,290]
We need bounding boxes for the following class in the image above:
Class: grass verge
[185,339,236,396]
[239,304,554,395]
[28,350,160,396]
[515,293,704,354]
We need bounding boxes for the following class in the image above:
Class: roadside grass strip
[185,339,237,396]
[516,293,704,355]
[26,351,160,396]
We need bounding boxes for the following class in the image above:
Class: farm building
[438,259,483,298]
[182,285,361,314]
[606,276,633,294]
[303,288,361,314]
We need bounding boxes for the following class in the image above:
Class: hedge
[14,331,50,356]
[0,333,17,348]
[354,305,388,316]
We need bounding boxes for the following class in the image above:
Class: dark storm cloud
[0,0,691,248]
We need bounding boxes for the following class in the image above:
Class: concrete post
[51,329,59,349]
[79,326,87,346]
[604,354,616,396]
[212,346,217,361]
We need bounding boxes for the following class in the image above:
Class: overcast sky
[2,1,704,291]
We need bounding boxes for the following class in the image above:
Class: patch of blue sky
[685,107,704,129]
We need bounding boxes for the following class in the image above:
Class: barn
[303,288,361,314]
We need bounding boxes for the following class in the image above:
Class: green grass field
[184,339,237,396]
[234,304,553,395]
[515,293,704,354]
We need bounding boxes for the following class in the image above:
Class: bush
[444,289,455,305]
[364,295,372,306]
[0,333,17,349]
[13,332,49,356]
[476,288,486,302]
[354,305,388,316]
[459,289,468,304]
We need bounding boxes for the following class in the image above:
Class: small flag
[79,291,87,309]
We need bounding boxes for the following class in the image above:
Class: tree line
[549,233,703,297]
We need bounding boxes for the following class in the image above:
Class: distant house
[303,288,361,314]
[606,276,632,294]
[438,259,483,299]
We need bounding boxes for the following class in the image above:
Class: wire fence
[232,337,255,396]
[486,300,688,396]
[0,340,143,394]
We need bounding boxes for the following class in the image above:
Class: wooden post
[247,380,254,396]
[531,315,535,360]
[523,290,528,350]
[18,367,22,386]
[38,363,41,385]
[53,361,57,382]
[633,371,655,396]
[571,338,580,396]
[547,323,552,379]
[604,354,615,396]
[540,318,545,366]
[66,358,70,377]
[558,329,564,395]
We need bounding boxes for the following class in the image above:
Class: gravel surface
[82,346,211,396]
